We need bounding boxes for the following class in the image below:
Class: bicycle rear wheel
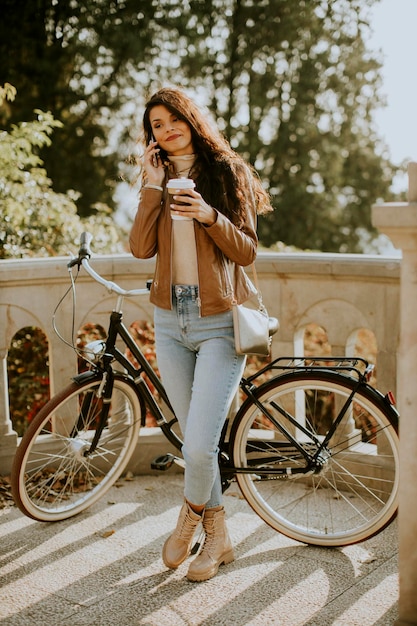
[11,374,141,521]
[231,371,399,546]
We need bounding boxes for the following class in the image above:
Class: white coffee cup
[166,178,195,221]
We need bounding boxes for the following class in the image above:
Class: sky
[368,0,417,192]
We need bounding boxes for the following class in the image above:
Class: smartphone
[150,135,159,167]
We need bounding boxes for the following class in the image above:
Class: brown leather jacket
[129,183,258,317]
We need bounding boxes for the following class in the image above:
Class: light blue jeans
[154,285,246,508]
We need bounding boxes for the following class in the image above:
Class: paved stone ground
[0,474,398,625]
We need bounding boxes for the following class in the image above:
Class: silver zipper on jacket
[194,221,202,317]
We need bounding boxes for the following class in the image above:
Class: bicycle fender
[72,370,100,385]
[362,382,400,428]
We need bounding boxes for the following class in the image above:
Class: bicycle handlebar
[68,232,150,297]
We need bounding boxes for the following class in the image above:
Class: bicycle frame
[75,306,183,452]
[232,375,357,477]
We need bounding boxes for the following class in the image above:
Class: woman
[129,87,272,582]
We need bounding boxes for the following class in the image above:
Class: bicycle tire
[11,374,142,521]
[230,370,399,546]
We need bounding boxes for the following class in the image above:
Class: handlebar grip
[79,232,93,258]
[67,232,93,268]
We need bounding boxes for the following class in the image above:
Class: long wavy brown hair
[141,87,272,225]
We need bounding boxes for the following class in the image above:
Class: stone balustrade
[0,248,400,474]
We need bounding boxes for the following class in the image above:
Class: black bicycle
[11,233,400,547]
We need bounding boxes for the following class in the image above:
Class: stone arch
[293,301,378,384]
[295,298,371,355]
[0,303,49,357]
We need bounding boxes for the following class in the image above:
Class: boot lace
[178,510,199,540]
[200,518,216,556]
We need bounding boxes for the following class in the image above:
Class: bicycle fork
[70,368,114,456]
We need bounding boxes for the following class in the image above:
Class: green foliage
[0,88,124,259]
[0,0,156,217]
[7,327,50,437]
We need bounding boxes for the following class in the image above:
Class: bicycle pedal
[151,453,176,471]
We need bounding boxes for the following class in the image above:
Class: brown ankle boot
[162,501,202,569]
[186,506,234,582]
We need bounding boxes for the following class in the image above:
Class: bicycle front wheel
[231,371,399,546]
[11,374,141,521]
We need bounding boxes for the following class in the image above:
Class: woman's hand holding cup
[167,178,217,225]
[167,178,196,221]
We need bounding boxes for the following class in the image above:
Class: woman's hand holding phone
[144,137,164,186]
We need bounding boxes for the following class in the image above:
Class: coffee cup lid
[166,178,195,189]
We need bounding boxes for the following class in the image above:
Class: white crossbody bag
[226,262,278,356]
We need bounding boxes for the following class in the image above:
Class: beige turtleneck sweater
[168,155,199,286]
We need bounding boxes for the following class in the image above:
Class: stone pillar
[0,352,18,474]
[372,162,417,625]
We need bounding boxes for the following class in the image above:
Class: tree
[0,84,122,258]
[1,0,398,252]
[0,0,158,217]
[166,0,396,251]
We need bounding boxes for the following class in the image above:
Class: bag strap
[225,259,266,312]
[224,260,237,304]
[248,263,267,312]
[249,262,260,293]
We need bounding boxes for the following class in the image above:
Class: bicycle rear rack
[248,356,373,385]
